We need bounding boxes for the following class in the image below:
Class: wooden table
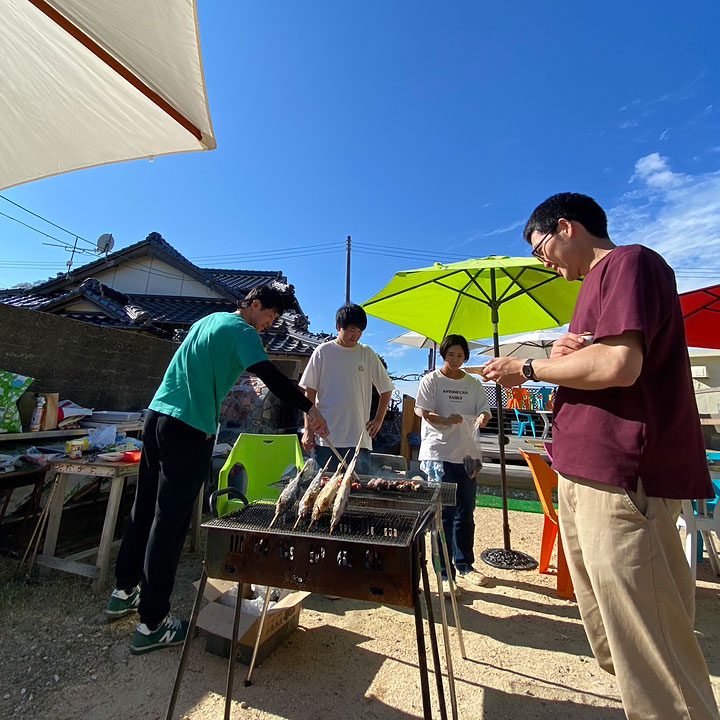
[0,428,90,443]
[38,457,140,590]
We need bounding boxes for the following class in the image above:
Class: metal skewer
[430,513,459,719]
[245,587,273,686]
[320,437,349,470]
[436,504,467,659]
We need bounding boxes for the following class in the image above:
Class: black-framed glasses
[531,229,554,261]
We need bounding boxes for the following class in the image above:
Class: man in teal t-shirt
[149,312,269,435]
[105,285,328,655]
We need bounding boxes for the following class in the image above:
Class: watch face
[523,361,533,379]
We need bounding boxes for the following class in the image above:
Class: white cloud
[630,152,686,190]
[609,152,720,292]
[382,343,413,359]
[478,219,525,238]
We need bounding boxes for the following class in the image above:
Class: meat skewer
[268,457,315,528]
[329,434,365,535]
[293,455,333,530]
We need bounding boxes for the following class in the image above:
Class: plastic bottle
[29,395,46,432]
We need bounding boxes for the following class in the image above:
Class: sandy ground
[1,506,719,720]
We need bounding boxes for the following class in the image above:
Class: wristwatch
[521,358,536,381]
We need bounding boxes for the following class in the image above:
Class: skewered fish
[268,457,315,528]
[308,452,350,528]
[293,456,333,530]
[329,441,365,535]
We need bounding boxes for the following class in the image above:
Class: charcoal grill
[204,502,421,607]
[166,496,459,720]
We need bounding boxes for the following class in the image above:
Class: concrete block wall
[0,304,176,411]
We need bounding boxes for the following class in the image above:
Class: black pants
[115,410,214,629]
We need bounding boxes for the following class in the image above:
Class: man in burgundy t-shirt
[483,193,718,720]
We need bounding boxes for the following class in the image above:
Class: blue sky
[2,1,720,395]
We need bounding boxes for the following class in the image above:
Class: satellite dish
[97,233,114,254]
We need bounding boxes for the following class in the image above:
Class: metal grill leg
[420,541,449,720]
[166,564,208,720]
[224,582,245,720]
[412,541,433,720]
[245,587,273,686]
[430,525,459,720]
[436,506,467,659]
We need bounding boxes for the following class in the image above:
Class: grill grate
[204,502,420,547]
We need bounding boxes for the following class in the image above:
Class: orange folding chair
[519,449,574,600]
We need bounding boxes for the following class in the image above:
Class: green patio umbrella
[363,256,581,569]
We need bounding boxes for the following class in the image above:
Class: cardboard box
[195,578,309,666]
[19,391,59,431]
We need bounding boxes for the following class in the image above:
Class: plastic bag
[0,370,33,433]
[87,424,117,449]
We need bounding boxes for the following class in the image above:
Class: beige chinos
[558,474,719,720]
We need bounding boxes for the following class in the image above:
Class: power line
[189,241,344,261]
[0,194,93,247]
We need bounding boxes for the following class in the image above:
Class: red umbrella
[680,284,720,349]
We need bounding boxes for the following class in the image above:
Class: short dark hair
[238,284,298,314]
[336,303,367,330]
[523,192,609,244]
[439,334,470,362]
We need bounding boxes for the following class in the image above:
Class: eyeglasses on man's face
[531,229,555,261]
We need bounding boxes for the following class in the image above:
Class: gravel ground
[1,506,719,720]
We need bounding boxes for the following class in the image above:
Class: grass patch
[475,493,545,514]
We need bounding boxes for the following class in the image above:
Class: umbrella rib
[27,0,203,142]
[496,265,558,304]
[498,268,563,324]
[462,270,493,304]
[363,269,467,307]
[438,270,487,339]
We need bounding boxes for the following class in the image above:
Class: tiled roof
[205,269,287,294]
[0,236,324,355]
[128,295,237,325]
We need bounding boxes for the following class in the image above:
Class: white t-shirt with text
[300,340,395,450]
[415,369,491,463]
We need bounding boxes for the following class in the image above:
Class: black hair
[238,284,298,314]
[335,303,368,331]
[439,334,470,362]
[523,192,609,244]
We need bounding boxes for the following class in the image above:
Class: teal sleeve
[237,326,269,369]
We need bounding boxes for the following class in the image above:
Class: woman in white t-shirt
[415,334,492,595]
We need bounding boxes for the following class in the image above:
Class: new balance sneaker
[458,569,489,587]
[104,585,141,619]
[130,613,188,655]
[441,579,462,599]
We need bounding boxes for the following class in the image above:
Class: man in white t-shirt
[300,303,394,475]
[415,334,491,592]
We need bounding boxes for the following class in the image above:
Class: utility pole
[345,235,351,303]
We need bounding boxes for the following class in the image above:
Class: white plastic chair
[679,499,720,582]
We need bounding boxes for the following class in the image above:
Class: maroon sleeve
[594,248,674,349]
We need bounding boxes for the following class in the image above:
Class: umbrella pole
[480,275,537,572]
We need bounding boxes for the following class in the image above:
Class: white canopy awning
[0,0,216,191]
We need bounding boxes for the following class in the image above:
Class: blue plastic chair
[513,408,536,437]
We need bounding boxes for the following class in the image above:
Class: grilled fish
[329,443,364,535]
[269,457,314,528]
[309,457,348,528]
[293,456,333,530]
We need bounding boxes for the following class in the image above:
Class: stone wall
[0,303,176,411]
